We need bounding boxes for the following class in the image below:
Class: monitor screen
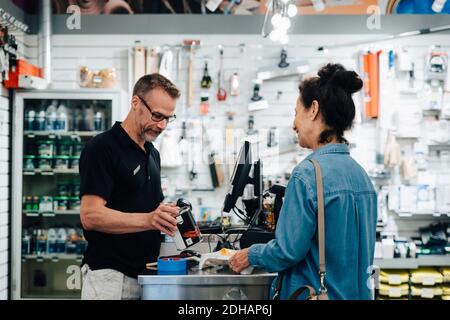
[222,141,252,213]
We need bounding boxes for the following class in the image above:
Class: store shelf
[395,211,450,218]
[394,136,419,140]
[428,144,450,151]
[374,255,450,269]
[24,131,101,138]
[24,168,79,175]
[422,109,441,116]
[23,210,79,217]
[23,254,83,261]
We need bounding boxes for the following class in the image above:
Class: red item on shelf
[362,51,381,119]
[3,59,43,89]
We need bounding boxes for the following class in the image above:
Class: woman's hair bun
[318,63,363,94]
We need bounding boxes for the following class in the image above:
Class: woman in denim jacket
[229,63,377,300]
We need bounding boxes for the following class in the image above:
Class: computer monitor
[221,141,263,227]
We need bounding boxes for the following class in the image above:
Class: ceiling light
[271,13,282,27]
[278,16,291,30]
[287,4,298,17]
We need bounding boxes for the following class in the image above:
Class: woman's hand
[228,248,250,273]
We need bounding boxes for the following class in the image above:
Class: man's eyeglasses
[137,96,176,123]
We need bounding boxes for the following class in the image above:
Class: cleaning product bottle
[36,229,48,255]
[56,228,67,253]
[47,228,57,254]
[56,102,68,132]
[22,230,30,255]
[94,111,104,131]
[36,107,46,131]
[25,107,35,131]
[45,100,58,131]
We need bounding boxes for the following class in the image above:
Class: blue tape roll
[157,257,187,275]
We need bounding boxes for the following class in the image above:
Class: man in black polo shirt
[79,74,181,300]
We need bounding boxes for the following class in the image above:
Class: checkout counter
[138,238,277,300]
[138,141,280,300]
[139,267,276,300]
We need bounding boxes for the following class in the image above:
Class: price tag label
[388,275,402,285]
[423,277,435,286]
[421,288,434,299]
[389,287,402,298]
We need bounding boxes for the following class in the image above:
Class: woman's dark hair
[298,63,363,144]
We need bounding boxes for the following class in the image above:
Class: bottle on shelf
[94,110,104,131]
[32,196,39,211]
[22,230,31,255]
[36,229,48,255]
[82,104,95,131]
[76,229,87,255]
[47,228,57,254]
[25,107,35,131]
[30,229,37,254]
[45,100,58,131]
[56,102,68,132]
[23,196,32,211]
[66,228,78,254]
[73,106,83,131]
[35,106,46,131]
[56,228,67,253]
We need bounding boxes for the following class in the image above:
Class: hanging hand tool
[223,0,242,14]
[183,40,201,108]
[251,83,263,101]
[200,93,210,116]
[200,61,212,89]
[216,45,227,101]
[230,72,240,96]
[189,161,198,181]
[278,49,290,68]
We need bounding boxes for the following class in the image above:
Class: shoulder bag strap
[309,159,328,297]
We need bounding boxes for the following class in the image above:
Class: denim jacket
[248,143,377,300]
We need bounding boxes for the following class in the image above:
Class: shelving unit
[23,254,83,262]
[24,131,101,138]
[374,256,450,269]
[23,210,79,217]
[24,169,79,176]
[11,90,120,299]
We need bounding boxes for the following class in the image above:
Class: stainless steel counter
[138,267,276,300]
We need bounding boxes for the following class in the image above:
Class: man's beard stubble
[141,126,161,142]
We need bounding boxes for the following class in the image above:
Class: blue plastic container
[157,257,187,275]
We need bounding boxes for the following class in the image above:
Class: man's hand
[228,248,250,273]
[149,203,180,236]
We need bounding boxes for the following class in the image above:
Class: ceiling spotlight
[311,0,326,11]
[278,16,291,30]
[287,3,298,17]
[269,29,281,42]
[271,13,282,27]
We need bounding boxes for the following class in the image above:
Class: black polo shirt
[79,121,164,278]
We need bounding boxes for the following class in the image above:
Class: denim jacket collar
[305,143,349,160]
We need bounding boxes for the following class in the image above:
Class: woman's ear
[310,100,320,121]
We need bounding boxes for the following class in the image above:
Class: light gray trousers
[81,264,140,300]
